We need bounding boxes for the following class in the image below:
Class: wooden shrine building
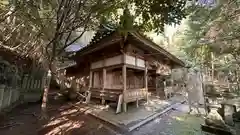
[64,25,185,112]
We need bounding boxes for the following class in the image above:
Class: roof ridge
[87,24,116,46]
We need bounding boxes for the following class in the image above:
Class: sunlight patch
[173,116,185,122]
[60,108,78,115]
[45,121,84,135]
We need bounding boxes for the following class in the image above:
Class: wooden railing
[90,88,123,101]
[124,88,148,103]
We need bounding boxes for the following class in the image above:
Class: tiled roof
[73,24,185,66]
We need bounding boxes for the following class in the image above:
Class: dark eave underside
[130,32,185,67]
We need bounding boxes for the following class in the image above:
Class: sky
[65,31,95,52]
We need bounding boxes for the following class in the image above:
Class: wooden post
[116,94,123,113]
[136,99,139,108]
[145,61,148,102]
[89,71,93,88]
[122,64,127,112]
[102,68,106,105]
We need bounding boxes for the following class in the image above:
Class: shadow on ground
[0,92,117,135]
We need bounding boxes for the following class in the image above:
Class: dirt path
[0,100,119,135]
[0,93,205,135]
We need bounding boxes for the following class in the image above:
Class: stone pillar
[22,75,28,90]
[36,79,39,89]
[11,75,17,89]
[0,85,5,110]
[27,78,32,91]
[31,78,35,90]
[27,77,31,90]
[39,79,42,89]
[34,79,38,89]
[12,87,18,102]
[8,89,12,106]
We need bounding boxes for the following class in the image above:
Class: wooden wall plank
[126,55,135,65]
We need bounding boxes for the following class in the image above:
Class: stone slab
[78,95,186,132]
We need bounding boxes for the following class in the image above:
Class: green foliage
[134,0,187,33]
[172,0,240,92]
[100,0,188,34]
[176,0,240,69]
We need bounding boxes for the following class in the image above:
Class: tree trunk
[41,86,49,118]
[40,33,58,119]
[40,69,51,119]
[40,53,57,119]
[211,52,214,84]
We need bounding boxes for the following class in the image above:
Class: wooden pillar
[102,68,106,104]
[89,71,93,88]
[145,61,148,102]
[122,64,127,112]
[116,94,123,113]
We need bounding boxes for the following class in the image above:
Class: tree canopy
[171,0,240,89]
